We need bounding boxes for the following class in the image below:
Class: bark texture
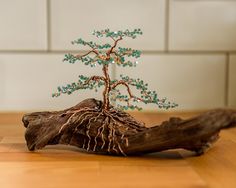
[22,98,236,156]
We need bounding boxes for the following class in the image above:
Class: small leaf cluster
[115,59,138,67]
[109,88,142,111]
[64,53,95,65]
[113,47,141,67]
[63,53,139,67]
[92,28,142,39]
[117,47,141,58]
[52,75,104,97]
[72,38,111,49]
[117,104,142,111]
[120,75,178,110]
[111,48,140,67]
[120,75,148,91]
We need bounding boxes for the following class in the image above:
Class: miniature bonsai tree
[22,29,236,157]
[52,29,177,112]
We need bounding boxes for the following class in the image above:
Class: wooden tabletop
[0,112,236,188]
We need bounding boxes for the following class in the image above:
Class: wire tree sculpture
[52,29,177,112]
[22,29,236,157]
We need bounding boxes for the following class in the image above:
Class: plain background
[0,0,235,111]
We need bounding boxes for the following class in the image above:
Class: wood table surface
[0,112,236,188]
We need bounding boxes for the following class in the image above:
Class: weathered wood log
[22,98,236,156]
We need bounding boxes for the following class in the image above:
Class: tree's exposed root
[56,107,145,156]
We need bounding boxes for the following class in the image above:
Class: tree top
[92,28,143,39]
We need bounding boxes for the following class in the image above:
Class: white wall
[0,0,235,111]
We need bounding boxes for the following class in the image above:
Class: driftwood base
[22,98,236,156]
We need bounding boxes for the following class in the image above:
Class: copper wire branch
[111,80,145,106]
[107,36,123,57]
[84,76,106,85]
[75,49,99,59]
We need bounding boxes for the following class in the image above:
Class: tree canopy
[53,29,177,111]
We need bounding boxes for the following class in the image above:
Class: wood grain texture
[0,110,236,188]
